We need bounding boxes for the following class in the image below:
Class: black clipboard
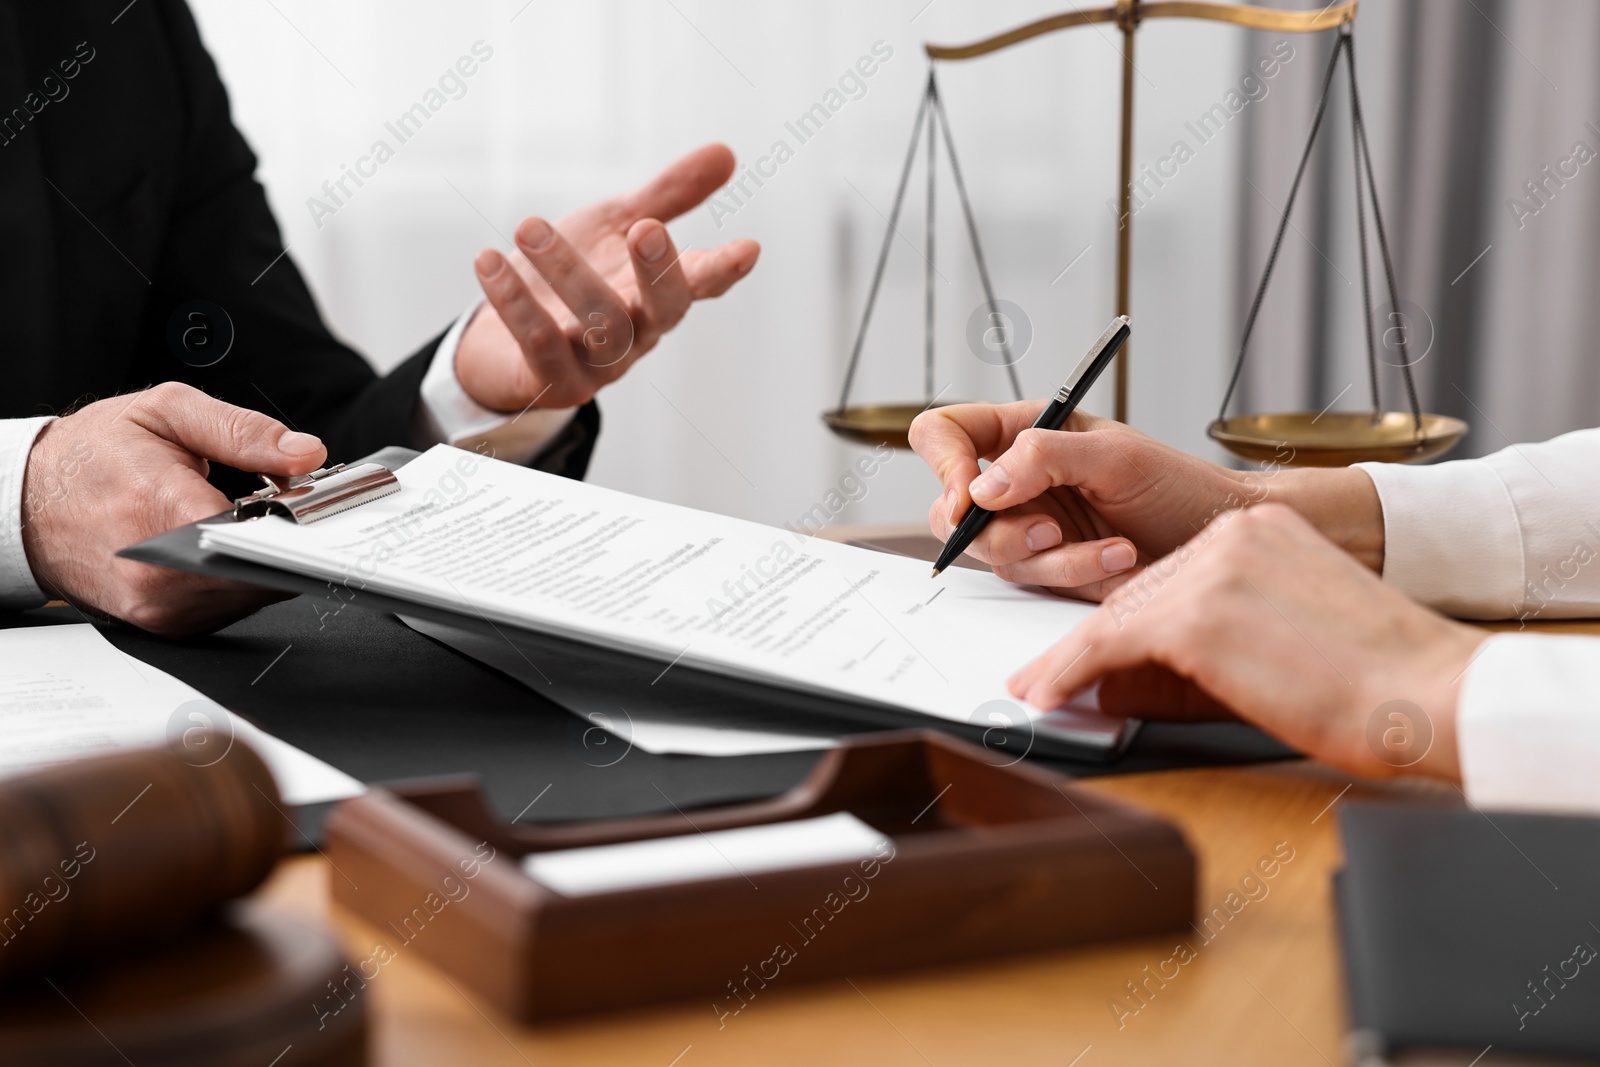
[120,447,1138,763]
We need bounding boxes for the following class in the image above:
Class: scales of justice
[824,0,1468,468]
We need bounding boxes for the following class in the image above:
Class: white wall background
[189,0,1261,529]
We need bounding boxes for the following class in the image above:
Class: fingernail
[1024,522,1061,552]
[278,430,321,456]
[519,217,554,251]
[475,250,503,277]
[969,466,1010,500]
[637,225,668,263]
[1101,542,1137,573]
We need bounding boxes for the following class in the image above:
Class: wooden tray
[325,730,1195,1021]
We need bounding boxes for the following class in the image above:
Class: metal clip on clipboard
[231,462,399,524]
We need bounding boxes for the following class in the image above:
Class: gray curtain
[1232,0,1600,459]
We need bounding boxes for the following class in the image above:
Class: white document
[198,445,1120,748]
[0,624,364,806]
[522,811,889,896]
[400,614,839,756]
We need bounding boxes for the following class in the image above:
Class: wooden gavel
[0,736,286,980]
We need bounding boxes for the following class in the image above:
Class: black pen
[931,315,1132,578]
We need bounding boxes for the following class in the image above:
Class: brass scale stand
[825,0,1466,467]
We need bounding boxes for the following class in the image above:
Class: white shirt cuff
[1355,458,1525,619]
[1459,632,1600,814]
[0,416,56,611]
[416,302,578,466]
[1359,427,1600,620]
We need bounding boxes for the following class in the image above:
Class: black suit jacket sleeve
[5,1,594,499]
[143,1,600,488]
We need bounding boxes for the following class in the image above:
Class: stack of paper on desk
[0,624,363,806]
[197,445,1121,751]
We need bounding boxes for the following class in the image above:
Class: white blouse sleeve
[1458,633,1600,814]
[1358,429,1600,813]
[1356,427,1600,620]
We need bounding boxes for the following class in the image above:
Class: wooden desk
[247,527,1600,1066]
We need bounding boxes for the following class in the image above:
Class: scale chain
[1347,31,1423,432]
[836,68,1026,418]
[925,71,937,405]
[836,87,930,413]
[1347,31,1381,420]
[1220,27,1424,436]
[929,70,1026,403]
[1217,31,1346,424]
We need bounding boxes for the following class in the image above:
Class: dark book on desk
[1336,802,1600,1059]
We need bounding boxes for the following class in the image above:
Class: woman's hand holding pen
[909,401,1390,600]
[911,401,1473,780]
[912,402,1251,599]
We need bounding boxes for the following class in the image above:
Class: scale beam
[923,1,1358,425]
[924,1,1357,61]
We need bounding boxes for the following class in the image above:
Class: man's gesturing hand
[455,143,761,413]
[1008,505,1486,781]
[20,383,327,637]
